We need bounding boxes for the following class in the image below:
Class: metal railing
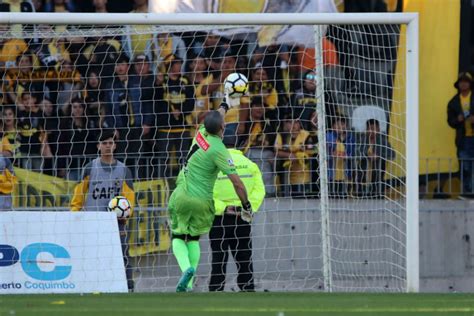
[11,155,473,200]
[419,157,470,199]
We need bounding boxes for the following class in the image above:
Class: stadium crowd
[0,0,397,198]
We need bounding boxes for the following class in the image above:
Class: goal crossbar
[0,12,418,26]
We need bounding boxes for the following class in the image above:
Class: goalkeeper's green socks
[172,238,201,291]
[172,238,191,272]
[186,241,201,289]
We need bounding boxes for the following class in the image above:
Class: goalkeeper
[168,92,252,292]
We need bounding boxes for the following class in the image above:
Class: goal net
[0,14,418,293]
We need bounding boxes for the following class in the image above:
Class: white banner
[149,0,337,46]
[0,212,128,294]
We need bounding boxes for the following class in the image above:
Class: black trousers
[119,223,134,291]
[208,215,254,292]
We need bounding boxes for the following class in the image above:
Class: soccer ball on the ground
[108,196,131,219]
[224,72,248,98]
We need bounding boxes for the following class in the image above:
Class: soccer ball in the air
[108,196,131,219]
[224,72,249,98]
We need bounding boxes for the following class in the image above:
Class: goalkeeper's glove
[219,102,230,113]
[224,86,241,109]
[241,201,253,223]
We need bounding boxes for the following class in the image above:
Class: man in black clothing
[104,54,153,157]
[447,72,474,196]
[17,91,51,172]
[154,57,194,177]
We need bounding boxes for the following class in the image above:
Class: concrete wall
[134,199,474,293]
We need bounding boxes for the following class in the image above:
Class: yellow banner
[12,167,170,256]
[13,168,76,208]
[390,0,460,175]
[128,179,170,257]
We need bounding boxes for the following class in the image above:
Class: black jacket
[447,93,474,148]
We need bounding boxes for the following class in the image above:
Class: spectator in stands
[186,55,209,126]
[356,119,395,198]
[153,33,187,74]
[73,0,132,12]
[84,68,103,128]
[65,32,89,77]
[40,98,59,175]
[32,0,46,12]
[43,0,75,12]
[101,0,133,12]
[34,25,71,70]
[447,72,474,197]
[326,115,355,197]
[243,97,276,197]
[0,131,16,211]
[0,1,34,36]
[4,53,42,105]
[292,69,339,127]
[104,54,152,158]
[56,60,83,109]
[1,106,20,161]
[16,91,52,172]
[197,51,250,136]
[275,115,311,197]
[191,33,225,61]
[0,0,34,12]
[128,53,154,168]
[249,63,278,119]
[149,68,165,177]
[85,36,120,81]
[0,24,27,71]
[155,57,194,177]
[58,99,98,180]
[92,0,108,13]
[34,25,73,102]
[187,55,207,87]
[131,0,146,12]
[302,109,319,195]
[251,44,290,107]
[291,70,317,119]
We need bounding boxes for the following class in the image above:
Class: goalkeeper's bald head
[204,110,224,136]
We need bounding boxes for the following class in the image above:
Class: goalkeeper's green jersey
[176,125,236,200]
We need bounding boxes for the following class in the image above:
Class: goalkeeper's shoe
[176,267,195,292]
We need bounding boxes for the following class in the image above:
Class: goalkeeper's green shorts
[168,186,215,237]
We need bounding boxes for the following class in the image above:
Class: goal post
[0,12,419,293]
[405,15,420,293]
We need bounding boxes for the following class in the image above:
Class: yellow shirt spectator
[0,136,17,196]
[197,73,250,124]
[0,39,27,69]
[275,128,311,185]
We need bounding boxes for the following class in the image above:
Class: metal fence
[11,155,474,200]
[419,157,473,199]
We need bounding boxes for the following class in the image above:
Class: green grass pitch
[1,293,474,316]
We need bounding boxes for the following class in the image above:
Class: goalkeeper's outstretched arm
[227,173,253,220]
[227,173,249,206]
[217,104,228,118]
[217,88,241,118]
